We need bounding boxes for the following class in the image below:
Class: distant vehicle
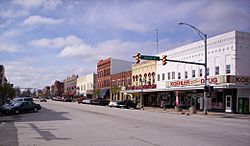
[77,97,85,104]
[116,100,137,109]
[1,101,41,115]
[64,97,72,102]
[40,98,47,102]
[52,96,64,101]
[91,98,110,106]
[82,99,92,104]
[108,101,118,107]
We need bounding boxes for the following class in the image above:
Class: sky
[1,0,250,89]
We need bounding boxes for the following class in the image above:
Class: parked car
[64,97,72,102]
[40,98,47,102]
[82,99,92,104]
[108,101,118,107]
[1,101,41,115]
[116,100,137,109]
[91,98,110,106]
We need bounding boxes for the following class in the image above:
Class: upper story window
[215,66,219,75]
[199,69,203,77]
[162,73,165,81]
[178,72,181,79]
[226,65,231,74]
[168,72,171,80]
[157,74,160,81]
[172,72,175,79]
[192,70,195,78]
[185,71,188,79]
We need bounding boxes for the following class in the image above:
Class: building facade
[77,73,96,99]
[51,80,64,97]
[156,30,250,113]
[63,74,78,98]
[126,60,158,107]
[110,70,132,101]
[96,58,133,99]
[0,65,7,86]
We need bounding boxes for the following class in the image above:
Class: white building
[77,73,96,98]
[156,30,250,113]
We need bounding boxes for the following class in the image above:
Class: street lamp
[178,22,208,115]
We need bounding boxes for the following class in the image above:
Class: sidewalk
[142,107,250,120]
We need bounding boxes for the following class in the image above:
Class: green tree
[0,84,16,105]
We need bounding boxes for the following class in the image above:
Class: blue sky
[1,0,250,89]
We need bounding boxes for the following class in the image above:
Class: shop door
[226,95,232,112]
[238,98,249,114]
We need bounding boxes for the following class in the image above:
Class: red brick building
[110,70,132,101]
[96,58,133,99]
[51,80,64,97]
[63,75,78,98]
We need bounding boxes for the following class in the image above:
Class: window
[168,72,171,80]
[178,72,181,79]
[207,68,210,76]
[162,73,165,81]
[185,71,188,79]
[172,72,175,79]
[215,66,219,75]
[226,65,231,74]
[157,74,160,81]
[199,69,202,77]
[192,70,195,78]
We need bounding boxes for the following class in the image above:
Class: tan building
[127,60,157,107]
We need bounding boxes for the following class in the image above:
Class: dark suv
[1,101,41,115]
[117,100,137,109]
[91,98,110,106]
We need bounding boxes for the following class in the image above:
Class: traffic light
[135,52,141,64]
[162,55,167,65]
[204,85,214,92]
[204,85,209,92]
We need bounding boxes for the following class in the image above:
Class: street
[1,100,250,146]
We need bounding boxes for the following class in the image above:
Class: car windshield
[11,102,22,107]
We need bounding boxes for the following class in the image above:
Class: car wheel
[33,107,38,112]
[15,109,20,114]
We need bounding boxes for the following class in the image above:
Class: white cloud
[0,9,28,18]
[0,42,19,53]
[29,35,83,48]
[2,30,22,37]
[13,0,62,10]
[119,22,148,33]
[23,15,64,26]
[58,44,94,58]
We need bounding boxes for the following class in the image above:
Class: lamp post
[178,22,208,115]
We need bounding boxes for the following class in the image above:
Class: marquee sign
[165,75,250,87]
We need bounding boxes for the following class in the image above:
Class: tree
[0,84,16,105]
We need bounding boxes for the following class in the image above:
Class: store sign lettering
[169,77,218,87]
[170,80,190,86]
[236,77,249,83]
[201,78,218,84]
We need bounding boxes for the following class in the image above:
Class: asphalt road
[1,100,250,146]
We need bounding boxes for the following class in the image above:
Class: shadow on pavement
[0,106,71,145]
[11,106,71,122]
[0,121,18,146]
[29,123,71,141]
